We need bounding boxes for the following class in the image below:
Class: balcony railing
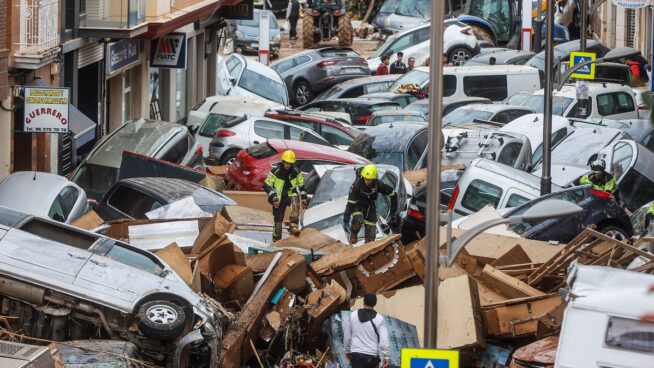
[17,0,60,54]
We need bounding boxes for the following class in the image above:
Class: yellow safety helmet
[361,164,378,180]
[281,150,296,163]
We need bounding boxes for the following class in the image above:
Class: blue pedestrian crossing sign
[401,348,459,368]
[570,51,597,80]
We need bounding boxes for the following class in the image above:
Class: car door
[219,55,244,95]
[48,185,83,223]
[253,119,285,143]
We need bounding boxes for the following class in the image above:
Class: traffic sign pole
[259,10,270,65]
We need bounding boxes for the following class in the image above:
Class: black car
[347,122,428,171]
[97,177,236,220]
[505,186,633,242]
[299,98,402,125]
[313,75,401,102]
[359,92,420,108]
[270,47,371,106]
[526,39,611,83]
[465,49,536,66]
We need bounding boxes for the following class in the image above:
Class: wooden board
[272,228,345,254]
[191,212,234,254]
[71,210,104,230]
[155,243,192,285]
[437,274,485,349]
[479,264,545,299]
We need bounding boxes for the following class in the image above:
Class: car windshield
[71,163,119,201]
[238,69,288,105]
[199,113,238,137]
[371,151,404,170]
[371,104,402,112]
[520,95,574,115]
[508,189,585,234]
[371,115,425,125]
[468,0,510,38]
[388,70,429,91]
[304,212,368,238]
[311,169,357,207]
[443,109,494,126]
[395,0,430,18]
[380,0,401,12]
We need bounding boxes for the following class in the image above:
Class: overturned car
[0,206,222,367]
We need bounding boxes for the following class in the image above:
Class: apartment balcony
[79,0,240,39]
[13,0,61,69]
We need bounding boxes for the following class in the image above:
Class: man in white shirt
[344,293,390,368]
[554,0,575,27]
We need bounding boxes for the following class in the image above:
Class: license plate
[341,67,361,74]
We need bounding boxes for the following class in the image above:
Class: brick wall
[0,0,8,101]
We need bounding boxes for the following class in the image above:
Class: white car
[300,196,389,246]
[519,83,640,120]
[368,21,479,71]
[217,53,290,107]
[0,172,88,223]
[187,95,284,157]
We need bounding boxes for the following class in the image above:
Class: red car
[226,139,369,191]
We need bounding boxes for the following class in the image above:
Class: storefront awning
[68,106,97,149]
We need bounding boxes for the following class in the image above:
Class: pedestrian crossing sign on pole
[570,51,597,80]
[401,348,459,368]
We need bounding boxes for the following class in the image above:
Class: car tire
[136,301,186,340]
[337,13,354,46]
[600,225,629,241]
[220,150,239,166]
[448,47,472,66]
[294,81,313,106]
[303,16,316,49]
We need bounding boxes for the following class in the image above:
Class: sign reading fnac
[23,87,70,134]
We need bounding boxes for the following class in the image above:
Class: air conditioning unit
[0,340,54,368]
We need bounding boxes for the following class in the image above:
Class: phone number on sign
[24,127,68,133]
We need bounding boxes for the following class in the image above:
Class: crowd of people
[375,51,432,75]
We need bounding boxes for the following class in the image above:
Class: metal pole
[541,0,555,195]
[581,0,587,51]
[424,0,445,349]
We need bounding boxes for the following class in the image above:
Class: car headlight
[272,35,281,43]
[235,31,245,39]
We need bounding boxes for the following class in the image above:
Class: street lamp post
[439,199,584,267]
[541,0,555,195]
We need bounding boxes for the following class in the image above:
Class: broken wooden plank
[482,294,563,338]
[311,235,402,275]
[192,212,234,254]
[437,275,485,349]
[490,245,532,268]
[271,228,345,254]
[478,264,545,299]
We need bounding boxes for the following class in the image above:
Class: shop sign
[150,33,187,69]
[23,87,70,133]
[106,39,140,75]
[218,0,254,20]
[611,0,650,8]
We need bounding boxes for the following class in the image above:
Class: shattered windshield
[199,113,238,137]
[443,110,494,126]
[311,169,357,207]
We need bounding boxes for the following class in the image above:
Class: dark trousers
[350,353,380,368]
[272,196,300,241]
[350,205,377,244]
[289,16,299,38]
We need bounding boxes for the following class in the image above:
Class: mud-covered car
[0,206,222,367]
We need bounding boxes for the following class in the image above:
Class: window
[567,99,593,118]
[443,75,457,97]
[246,143,277,159]
[492,112,512,125]
[611,142,634,179]
[227,56,243,77]
[160,136,188,164]
[289,120,314,130]
[532,128,568,167]
[297,55,311,65]
[461,180,503,212]
[387,34,413,54]
[643,131,654,152]
[463,75,508,100]
[254,120,285,139]
[238,69,288,105]
[376,173,398,218]
[20,219,98,250]
[322,103,347,112]
[596,92,635,116]
[199,113,238,137]
[507,193,529,207]
[105,244,165,276]
[619,169,654,211]
[300,131,331,146]
[415,27,431,43]
[322,125,354,145]
[365,83,389,94]
[342,86,365,98]
[272,58,297,74]
[294,160,315,173]
[395,0,431,18]
[616,92,636,113]
[497,142,523,167]
[406,131,428,170]
[108,185,164,219]
[605,316,654,353]
[508,190,584,234]
[48,186,80,222]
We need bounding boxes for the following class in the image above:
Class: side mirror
[229,78,237,86]
[87,199,99,209]
[189,124,199,135]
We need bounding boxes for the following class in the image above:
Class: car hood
[532,164,588,187]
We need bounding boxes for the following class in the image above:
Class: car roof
[86,119,185,168]
[238,54,282,81]
[326,75,401,89]
[266,109,352,126]
[471,158,559,191]
[267,139,369,162]
[532,83,634,98]
[468,49,535,63]
[455,103,532,113]
[351,122,428,151]
[371,109,424,117]
[320,98,400,106]
[500,114,571,149]
[362,92,413,98]
[445,65,540,74]
[0,172,75,217]
[118,177,214,202]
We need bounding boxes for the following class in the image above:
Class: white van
[388,65,541,102]
[447,158,561,217]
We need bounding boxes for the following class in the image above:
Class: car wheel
[449,47,472,66]
[600,225,629,241]
[136,301,186,340]
[294,81,313,106]
[220,150,239,166]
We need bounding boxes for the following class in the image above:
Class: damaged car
[0,206,222,367]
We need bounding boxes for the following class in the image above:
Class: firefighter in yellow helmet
[343,164,398,245]
[263,150,307,242]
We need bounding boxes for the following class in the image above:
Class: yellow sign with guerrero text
[24,87,70,134]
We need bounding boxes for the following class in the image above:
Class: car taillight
[591,189,613,200]
[312,9,319,16]
[318,60,339,67]
[355,115,371,123]
[638,103,650,110]
[460,27,472,35]
[195,144,203,155]
[333,9,340,16]
[447,185,460,211]
[216,129,236,137]
[407,204,424,220]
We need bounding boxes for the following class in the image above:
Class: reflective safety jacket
[263,164,306,202]
[573,171,617,193]
[343,177,397,224]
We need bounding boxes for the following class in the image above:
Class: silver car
[0,206,221,367]
[208,116,333,165]
[0,172,88,223]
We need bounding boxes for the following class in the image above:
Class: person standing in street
[376,55,390,75]
[390,52,408,74]
[263,150,307,241]
[343,164,398,245]
[554,0,575,28]
[344,293,390,368]
[407,56,416,71]
[286,0,301,40]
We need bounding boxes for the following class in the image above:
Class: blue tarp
[323,311,420,368]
